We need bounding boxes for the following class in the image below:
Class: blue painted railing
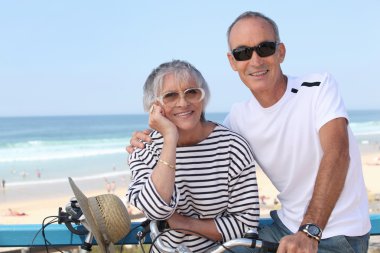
[0,215,379,248]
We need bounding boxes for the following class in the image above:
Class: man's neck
[253,74,288,108]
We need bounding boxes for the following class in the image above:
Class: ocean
[1,111,380,186]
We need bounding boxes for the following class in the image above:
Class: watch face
[308,225,320,236]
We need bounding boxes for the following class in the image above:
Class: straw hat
[68,177,131,253]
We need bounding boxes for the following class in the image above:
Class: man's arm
[302,117,349,228]
[278,117,350,253]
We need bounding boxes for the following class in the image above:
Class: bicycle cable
[41,216,64,253]
[118,222,146,253]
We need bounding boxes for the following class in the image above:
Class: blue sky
[1,1,379,117]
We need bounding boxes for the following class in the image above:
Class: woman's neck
[177,121,215,147]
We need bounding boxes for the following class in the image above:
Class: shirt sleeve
[213,136,260,242]
[315,73,349,131]
[126,148,180,220]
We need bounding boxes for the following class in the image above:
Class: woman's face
[158,73,204,132]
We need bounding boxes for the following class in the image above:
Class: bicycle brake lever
[136,219,151,241]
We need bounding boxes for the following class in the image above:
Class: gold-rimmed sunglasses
[157,87,205,107]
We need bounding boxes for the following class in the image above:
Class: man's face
[227,17,286,102]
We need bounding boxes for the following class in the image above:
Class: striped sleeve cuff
[214,214,259,242]
[138,176,179,220]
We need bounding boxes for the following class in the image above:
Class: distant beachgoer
[8,208,27,216]
[36,169,41,179]
[1,179,5,189]
[20,171,28,179]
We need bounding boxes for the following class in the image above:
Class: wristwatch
[298,223,322,242]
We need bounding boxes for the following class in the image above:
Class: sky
[0,1,379,117]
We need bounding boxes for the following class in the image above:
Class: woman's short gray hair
[143,60,210,115]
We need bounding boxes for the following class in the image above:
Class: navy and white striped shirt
[127,123,259,252]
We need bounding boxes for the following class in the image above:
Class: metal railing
[0,215,379,248]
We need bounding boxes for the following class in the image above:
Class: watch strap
[298,223,322,242]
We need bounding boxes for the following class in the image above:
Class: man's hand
[126,129,153,154]
[277,232,318,253]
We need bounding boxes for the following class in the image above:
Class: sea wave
[354,131,380,136]
[350,121,380,136]
[0,137,130,163]
[1,119,379,164]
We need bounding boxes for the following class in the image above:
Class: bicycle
[57,197,278,253]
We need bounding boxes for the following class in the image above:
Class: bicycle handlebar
[149,220,278,253]
[204,238,279,253]
[149,220,179,253]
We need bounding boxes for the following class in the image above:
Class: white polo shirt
[224,72,371,238]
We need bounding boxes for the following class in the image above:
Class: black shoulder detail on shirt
[301,82,321,87]
[291,88,298,93]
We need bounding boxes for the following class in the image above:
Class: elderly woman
[127,60,259,252]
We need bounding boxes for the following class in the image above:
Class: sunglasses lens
[256,42,277,57]
[232,47,253,61]
[184,88,204,102]
[162,92,179,104]
[160,88,204,106]
[232,42,277,61]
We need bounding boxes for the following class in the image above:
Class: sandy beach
[1,153,380,225]
[0,173,135,224]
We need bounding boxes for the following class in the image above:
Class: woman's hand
[149,104,178,143]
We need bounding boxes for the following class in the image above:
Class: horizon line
[1,109,380,119]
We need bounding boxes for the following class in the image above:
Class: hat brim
[68,177,112,253]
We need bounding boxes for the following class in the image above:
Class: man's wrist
[298,223,323,243]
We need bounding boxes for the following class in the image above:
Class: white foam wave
[27,140,43,146]
[6,170,131,187]
[0,148,125,163]
[353,130,380,136]
[0,137,131,163]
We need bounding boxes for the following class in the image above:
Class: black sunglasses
[231,41,280,61]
